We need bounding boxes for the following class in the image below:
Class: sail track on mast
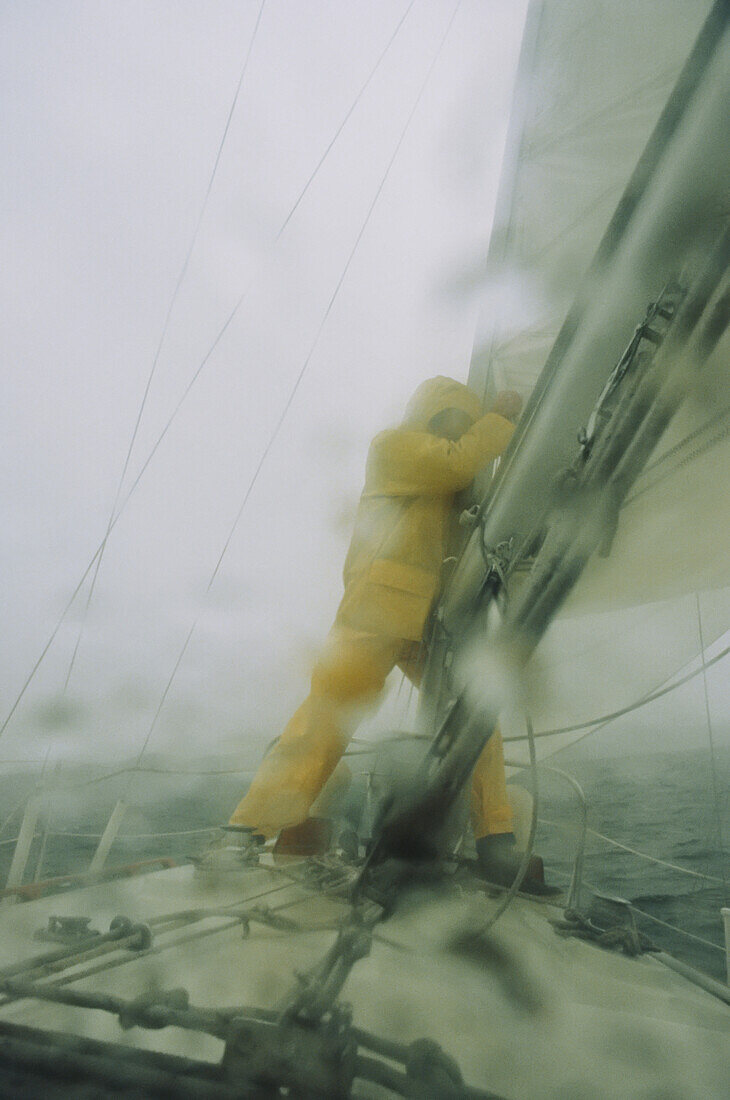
[446,0,730,764]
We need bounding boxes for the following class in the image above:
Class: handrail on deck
[0,857,177,903]
[505,759,588,910]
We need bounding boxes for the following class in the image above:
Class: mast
[368,1,730,864]
[450,0,730,629]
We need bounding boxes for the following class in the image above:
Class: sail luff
[467,0,544,405]
[445,3,730,630]
[415,2,730,770]
[472,0,722,479]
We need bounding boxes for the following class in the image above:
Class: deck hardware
[109,915,133,936]
[578,282,684,459]
[0,913,148,992]
[483,539,514,588]
[109,915,153,951]
[130,923,153,951]
[280,923,372,1023]
[117,987,190,1031]
[223,1006,358,1097]
[0,967,502,1097]
[33,915,100,945]
[459,504,481,528]
[405,1037,464,1092]
[551,905,657,956]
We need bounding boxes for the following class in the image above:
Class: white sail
[467,1,730,761]
[561,339,730,614]
[502,584,730,765]
[470,0,712,400]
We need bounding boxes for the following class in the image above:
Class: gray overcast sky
[1,0,531,763]
[2,1,727,772]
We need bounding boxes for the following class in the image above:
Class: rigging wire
[121,0,465,787]
[101,0,419,535]
[627,904,725,955]
[0,0,416,745]
[695,592,729,905]
[571,878,726,955]
[502,635,730,744]
[61,0,268,694]
[277,0,417,237]
[625,403,730,506]
[469,714,539,941]
[541,817,727,887]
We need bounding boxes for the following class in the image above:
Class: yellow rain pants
[231,377,516,841]
[229,624,513,840]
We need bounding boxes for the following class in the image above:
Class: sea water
[534,745,730,981]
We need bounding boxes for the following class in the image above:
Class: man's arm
[371,412,515,495]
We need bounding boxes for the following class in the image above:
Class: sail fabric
[498,349,730,759]
[500,585,730,765]
[561,335,730,614]
[465,0,730,614]
[465,1,730,762]
[470,0,712,401]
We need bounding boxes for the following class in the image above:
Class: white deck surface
[0,859,727,1097]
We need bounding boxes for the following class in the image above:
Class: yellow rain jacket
[230,377,516,837]
[336,376,514,640]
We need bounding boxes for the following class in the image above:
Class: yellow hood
[402,376,483,430]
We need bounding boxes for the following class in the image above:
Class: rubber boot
[273,816,332,857]
[475,833,561,898]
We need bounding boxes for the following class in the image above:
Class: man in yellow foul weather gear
[230,376,545,887]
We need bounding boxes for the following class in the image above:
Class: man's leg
[469,728,513,840]
[229,627,401,837]
[395,644,514,842]
[471,728,559,895]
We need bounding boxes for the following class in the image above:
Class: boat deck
[0,857,727,1097]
